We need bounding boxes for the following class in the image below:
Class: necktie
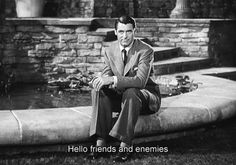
[122,49,127,65]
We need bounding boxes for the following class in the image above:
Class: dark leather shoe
[113,151,131,162]
[88,151,99,160]
[87,147,106,160]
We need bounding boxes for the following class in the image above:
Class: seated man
[89,15,161,162]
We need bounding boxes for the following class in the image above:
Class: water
[1,72,235,110]
[0,84,92,110]
[0,83,186,110]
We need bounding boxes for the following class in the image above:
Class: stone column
[170,0,193,18]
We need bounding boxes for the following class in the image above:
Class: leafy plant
[0,62,14,95]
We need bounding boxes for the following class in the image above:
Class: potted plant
[15,0,45,17]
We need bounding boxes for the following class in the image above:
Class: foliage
[0,62,14,95]
[155,74,199,97]
[48,71,94,92]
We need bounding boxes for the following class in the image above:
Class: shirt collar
[119,40,134,53]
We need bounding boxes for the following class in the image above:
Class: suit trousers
[89,87,155,145]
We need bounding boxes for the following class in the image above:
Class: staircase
[88,28,212,75]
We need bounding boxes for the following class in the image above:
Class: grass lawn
[0,117,236,165]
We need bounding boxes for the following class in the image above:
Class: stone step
[88,28,114,36]
[87,28,116,41]
[153,47,180,62]
[153,57,212,75]
[135,37,154,46]
[102,41,114,47]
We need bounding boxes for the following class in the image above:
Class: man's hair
[115,15,136,30]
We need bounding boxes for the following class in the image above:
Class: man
[89,15,161,161]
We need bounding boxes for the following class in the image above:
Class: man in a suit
[89,15,161,161]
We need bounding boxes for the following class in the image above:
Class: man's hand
[92,76,114,91]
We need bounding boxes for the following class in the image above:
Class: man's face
[115,22,135,47]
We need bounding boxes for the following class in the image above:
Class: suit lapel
[124,39,138,76]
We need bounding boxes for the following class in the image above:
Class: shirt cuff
[112,76,117,88]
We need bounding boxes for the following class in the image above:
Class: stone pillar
[170,0,193,18]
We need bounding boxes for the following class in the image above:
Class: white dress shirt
[112,41,134,88]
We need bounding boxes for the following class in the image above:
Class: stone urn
[170,0,193,18]
[15,0,45,17]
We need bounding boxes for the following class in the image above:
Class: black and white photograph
[0,0,236,164]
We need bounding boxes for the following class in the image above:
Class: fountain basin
[1,70,236,146]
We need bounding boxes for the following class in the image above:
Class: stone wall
[96,18,211,57]
[96,18,236,65]
[139,19,210,57]
[152,19,236,66]
[0,19,103,83]
[0,18,236,83]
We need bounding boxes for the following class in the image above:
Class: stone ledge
[153,57,212,75]
[153,47,180,61]
[153,57,211,66]
[136,18,236,23]
[4,18,236,27]
[87,28,114,36]
[0,71,236,145]
[94,18,236,28]
[5,18,95,26]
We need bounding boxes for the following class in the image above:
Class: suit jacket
[102,39,161,112]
